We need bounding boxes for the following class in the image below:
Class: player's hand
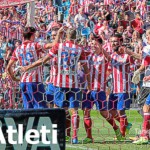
[20,66,29,73]
[143,76,150,82]
[12,76,20,82]
[87,84,92,94]
[58,26,67,34]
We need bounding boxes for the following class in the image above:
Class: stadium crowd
[0,0,150,145]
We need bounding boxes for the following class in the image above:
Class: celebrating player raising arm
[102,41,135,140]
[7,26,63,81]
[20,28,91,144]
[6,26,62,109]
[81,38,126,143]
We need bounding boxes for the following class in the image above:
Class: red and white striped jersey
[110,53,134,93]
[48,57,57,84]
[11,40,46,82]
[83,0,93,13]
[16,28,23,41]
[48,41,89,88]
[1,27,11,39]
[104,0,113,5]
[46,6,55,21]
[88,53,108,91]
[69,3,80,15]
[103,42,113,54]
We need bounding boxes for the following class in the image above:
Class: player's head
[135,12,141,19]
[110,35,120,50]
[23,27,36,41]
[91,37,103,53]
[66,28,76,41]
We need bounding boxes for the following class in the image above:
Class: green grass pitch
[66,110,150,150]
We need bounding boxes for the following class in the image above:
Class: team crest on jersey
[111,55,127,66]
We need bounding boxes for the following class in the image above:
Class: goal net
[0,0,149,150]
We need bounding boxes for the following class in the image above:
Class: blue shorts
[109,93,131,111]
[145,94,150,105]
[82,90,107,110]
[108,93,118,110]
[46,83,55,103]
[20,82,47,109]
[54,87,80,108]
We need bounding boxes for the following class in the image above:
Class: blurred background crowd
[0,0,149,109]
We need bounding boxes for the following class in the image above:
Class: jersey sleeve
[35,42,47,51]
[48,43,58,58]
[142,56,150,67]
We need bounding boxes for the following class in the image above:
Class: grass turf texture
[66,110,150,150]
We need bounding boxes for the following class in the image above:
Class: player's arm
[143,75,150,82]
[20,54,50,73]
[36,27,64,50]
[21,43,58,72]
[125,48,141,60]
[7,59,19,82]
[79,49,91,91]
[44,26,65,49]
[82,62,91,92]
[102,48,111,61]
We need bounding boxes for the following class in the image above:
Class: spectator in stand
[125,5,135,21]
[143,13,150,30]
[131,12,143,34]
[120,14,130,30]
[69,0,80,16]
[122,26,133,41]
[46,15,61,33]
[94,17,103,35]
[130,31,141,51]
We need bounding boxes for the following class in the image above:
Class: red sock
[66,113,71,137]
[106,115,119,131]
[140,113,150,139]
[101,111,119,130]
[84,117,92,139]
[120,115,128,137]
[114,114,120,123]
[72,113,79,139]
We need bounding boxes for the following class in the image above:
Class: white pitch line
[66,144,98,150]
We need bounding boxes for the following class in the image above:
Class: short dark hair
[23,27,36,40]
[66,28,76,40]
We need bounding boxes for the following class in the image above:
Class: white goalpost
[26,1,35,27]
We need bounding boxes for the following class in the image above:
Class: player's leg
[20,82,33,109]
[107,93,123,140]
[46,83,54,108]
[28,82,47,108]
[82,90,93,143]
[133,93,150,144]
[97,91,120,135]
[117,93,131,139]
[69,88,80,144]
[108,93,120,122]
[8,88,13,109]
[54,87,71,141]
